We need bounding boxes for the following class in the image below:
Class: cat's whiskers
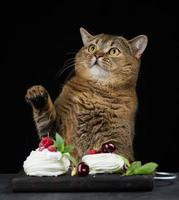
[61,56,75,64]
[56,63,75,79]
[64,68,75,83]
[63,58,75,68]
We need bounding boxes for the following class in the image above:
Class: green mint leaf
[55,133,64,152]
[64,153,78,166]
[133,162,158,175]
[125,161,141,176]
[63,145,74,153]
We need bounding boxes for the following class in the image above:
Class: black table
[0,174,179,200]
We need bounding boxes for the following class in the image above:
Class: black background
[1,0,179,173]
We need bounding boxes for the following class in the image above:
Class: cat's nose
[94,52,104,59]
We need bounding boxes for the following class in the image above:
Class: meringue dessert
[23,149,70,177]
[82,153,124,174]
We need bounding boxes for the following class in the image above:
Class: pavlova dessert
[72,142,128,176]
[73,142,158,176]
[23,133,74,177]
[24,133,158,177]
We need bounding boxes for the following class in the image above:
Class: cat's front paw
[25,85,48,109]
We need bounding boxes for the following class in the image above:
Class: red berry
[86,149,97,154]
[101,142,116,153]
[39,142,44,148]
[77,162,89,176]
[47,145,57,152]
[39,137,54,148]
[38,146,45,151]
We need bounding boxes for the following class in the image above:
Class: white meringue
[23,149,70,176]
[82,153,124,174]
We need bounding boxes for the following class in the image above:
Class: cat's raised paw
[25,85,48,109]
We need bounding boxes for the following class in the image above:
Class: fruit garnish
[38,146,45,151]
[39,136,54,148]
[47,145,57,152]
[101,142,116,153]
[86,149,98,154]
[77,162,89,176]
[39,142,44,148]
[38,132,77,166]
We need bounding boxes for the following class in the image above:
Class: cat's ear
[129,35,148,59]
[80,27,94,45]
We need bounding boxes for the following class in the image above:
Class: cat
[25,28,148,161]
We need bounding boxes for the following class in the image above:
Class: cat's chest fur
[73,90,131,116]
[57,79,136,131]
[55,79,136,158]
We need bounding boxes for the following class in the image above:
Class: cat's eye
[109,48,121,56]
[88,44,97,53]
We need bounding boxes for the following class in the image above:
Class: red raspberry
[39,136,54,148]
[86,149,97,154]
[38,146,45,151]
[39,142,44,148]
[47,145,57,152]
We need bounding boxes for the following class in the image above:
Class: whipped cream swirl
[23,149,70,176]
[82,153,124,174]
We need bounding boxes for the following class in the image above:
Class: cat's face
[75,28,147,87]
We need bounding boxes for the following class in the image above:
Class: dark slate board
[12,172,154,192]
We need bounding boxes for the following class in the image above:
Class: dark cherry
[77,162,89,176]
[101,142,116,153]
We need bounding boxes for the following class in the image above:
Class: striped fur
[26,29,147,161]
